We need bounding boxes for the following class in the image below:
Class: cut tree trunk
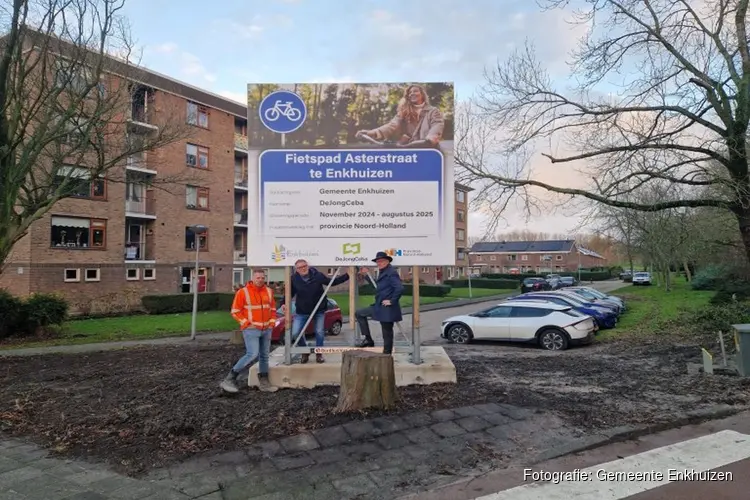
[335,350,397,413]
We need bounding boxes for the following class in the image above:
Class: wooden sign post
[411,266,422,364]
[283,266,292,365]
[348,266,357,338]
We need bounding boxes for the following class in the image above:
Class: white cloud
[144,42,216,85]
[215,14,293,39]
[308,76,355,83]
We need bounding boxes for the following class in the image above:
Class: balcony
[234,173,248,190]
[233,250,246,264]
[125,192,156,219]
[234,211,248,226]
[126,154,157,175]
[125,241,154,261]
[234,133,248,152]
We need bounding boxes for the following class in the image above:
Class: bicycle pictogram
[264,100,303,122]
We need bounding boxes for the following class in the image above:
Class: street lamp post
[189,224,208,340]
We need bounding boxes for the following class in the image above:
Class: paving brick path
[1,403,584,499]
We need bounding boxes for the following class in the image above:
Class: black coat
[372,265,403,323]
[281,267,350,315]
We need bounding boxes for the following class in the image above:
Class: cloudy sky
[122,0,591,237]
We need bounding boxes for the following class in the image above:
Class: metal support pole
[190,243,200,340]
[353,267,361,345]
[467,271,473,299]
[412,266,422,365]
[291,267,342,349]
[283,266,292,365]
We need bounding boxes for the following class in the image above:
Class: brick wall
[470,250,605,273]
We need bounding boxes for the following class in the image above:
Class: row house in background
[0,53,473,310]
[468,240,606,275]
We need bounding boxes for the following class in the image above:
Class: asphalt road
[345,280,629,345]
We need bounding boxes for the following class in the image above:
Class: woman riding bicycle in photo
[357,84,444,149]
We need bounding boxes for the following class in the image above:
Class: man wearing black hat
[355,251,404,354]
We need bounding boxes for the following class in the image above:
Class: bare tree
[0,0,189,270]
[456,0,750,266]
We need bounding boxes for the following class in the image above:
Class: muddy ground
[1,337,749,475]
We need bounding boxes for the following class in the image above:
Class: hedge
[0,290,69,339]
[357,283,451,298]
[444,278,518,289]
[141,292,283,314]
[480,271,613,281]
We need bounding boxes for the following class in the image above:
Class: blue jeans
[292,312,325,347]
[232,328,272,374]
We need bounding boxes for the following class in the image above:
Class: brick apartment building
[0,55,472,310]
[468,240,606,275]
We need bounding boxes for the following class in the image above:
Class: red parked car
[271,298,344,343]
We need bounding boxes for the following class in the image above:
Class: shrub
[141,292,236,314]
[0,290,68,338]
[445,278,518,289]
[357,283,451,297]
[21,293,69,334]
[691,264,726,291]
[0,289,24,339]
[686,301,750,334]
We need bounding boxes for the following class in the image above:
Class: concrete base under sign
[247,346,457,389]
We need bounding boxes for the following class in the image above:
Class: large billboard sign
[246,82,456,267]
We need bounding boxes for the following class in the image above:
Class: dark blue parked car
[507,293,618,329]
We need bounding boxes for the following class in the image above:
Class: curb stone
[396,404,749,499]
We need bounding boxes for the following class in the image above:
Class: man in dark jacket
[280,259,350,363]
[355,251,404,354]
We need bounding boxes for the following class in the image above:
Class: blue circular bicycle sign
[258,90,307,134]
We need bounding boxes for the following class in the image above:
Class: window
[53,61,105,97]
[326,268,334,275]
[186,102,209,128]
[64,268,80,283]
[421,267,430,273]
[232,268,243,287]
[457,251,466,260]
[556,255,563,260]
[50,216,107,249]
[484,306,511,318]
[143,268,155,280]
[185,227,208,251]
[511,307,551,318]
[186,186,210,210]
[456,229,465,241]
[456,190,465,203]
[521,255,528,261]
[84,268,100,282]
[126,268,139,280]
[186,143,209,169]
[490,255,497,261]
[456,209,465,222]
[476,255,483,261]
[508,254,517,261]
[54,165,106,200]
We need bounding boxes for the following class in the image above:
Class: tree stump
[335,350,397,413]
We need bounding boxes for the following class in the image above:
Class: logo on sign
[271,244,287,263]
[385,248,403,257]
[259,90,307,134]
[342,242,361,255]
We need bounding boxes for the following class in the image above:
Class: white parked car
[440,300,597,351]
[632,272,652,285]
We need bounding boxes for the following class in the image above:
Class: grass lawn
[2,288,511,349]
[598,278,714,340]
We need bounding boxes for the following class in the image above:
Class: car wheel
[538,329,569,351]
[329,321,342,336]
[447,324,472,344]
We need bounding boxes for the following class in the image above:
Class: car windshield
[635,272,649,277]
[524,278,541,284]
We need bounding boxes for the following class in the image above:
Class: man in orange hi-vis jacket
[221,269,279,393]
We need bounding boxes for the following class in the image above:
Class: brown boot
[258,373,278,392]
[300,354,310,364]
[316,354,325,363]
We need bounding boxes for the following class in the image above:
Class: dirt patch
[1,338,749,476]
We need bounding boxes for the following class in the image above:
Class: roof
[10,27,247,118]
[454,182,474,192]
[470,240,576,253]
[577,247,605,259]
